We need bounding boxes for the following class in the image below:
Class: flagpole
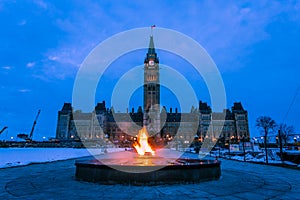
[150,25,156,36]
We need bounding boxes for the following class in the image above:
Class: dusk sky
[0,0,299,140]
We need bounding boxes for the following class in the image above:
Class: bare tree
[278,123,295,146]
[256,116,277,164]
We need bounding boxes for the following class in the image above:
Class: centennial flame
[133,126,155,156]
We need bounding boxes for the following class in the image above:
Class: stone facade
[56,101,249,146]
[56,36,250,146]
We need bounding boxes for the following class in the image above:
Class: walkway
[0,157,299,199]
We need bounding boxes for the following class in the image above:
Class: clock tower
[143,35,160,135]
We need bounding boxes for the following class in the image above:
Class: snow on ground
[209,149,300,167]
[1,147,299,169]
[0,148,125,168]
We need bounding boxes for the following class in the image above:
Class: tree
[256,116,277,164]
[278,123,295,146]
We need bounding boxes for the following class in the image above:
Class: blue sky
[0,0,300,140]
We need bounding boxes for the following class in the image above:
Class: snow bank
[224,153,299,166]
[208,149,299,166]
[0,148,125,169]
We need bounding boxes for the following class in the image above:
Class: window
[237,115,245,120]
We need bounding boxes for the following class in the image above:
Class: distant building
[56,101,107,141]
[56,35,250,146]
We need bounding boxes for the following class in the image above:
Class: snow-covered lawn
[208,148,300,167]
[0,148,125,168]
[1,147,299,169]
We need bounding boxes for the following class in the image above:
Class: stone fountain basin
[75,149,221,185]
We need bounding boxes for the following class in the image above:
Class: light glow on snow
[0,148,125,168]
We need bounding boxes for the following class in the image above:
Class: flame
[133,126,155,156]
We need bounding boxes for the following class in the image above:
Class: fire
[133,126,155,156]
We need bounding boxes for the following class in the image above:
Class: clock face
[149,60,154,66]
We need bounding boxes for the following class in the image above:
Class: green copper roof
[144,35,159,63]
[148,36,155,55]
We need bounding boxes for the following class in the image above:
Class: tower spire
[144,35,159,64]
[148,35,155,55]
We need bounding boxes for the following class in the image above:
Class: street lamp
[253,138,257,144]
[278,130,283,163]
[218,139,221,157]
[242,136,246,162]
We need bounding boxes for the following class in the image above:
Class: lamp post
[242,136,246,162]
[218,139,221,157]
[278,130,283,163]
[228,136,234,159]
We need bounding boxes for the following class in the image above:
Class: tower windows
[147,75,157,81]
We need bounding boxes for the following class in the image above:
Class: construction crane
[0,126,8,135]
[29,109,41,139]
[17,109,41,141]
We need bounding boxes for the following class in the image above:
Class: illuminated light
[133,126,155,156]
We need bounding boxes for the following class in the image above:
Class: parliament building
[56,36,250,148]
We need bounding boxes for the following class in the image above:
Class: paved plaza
[0,156,299,199]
